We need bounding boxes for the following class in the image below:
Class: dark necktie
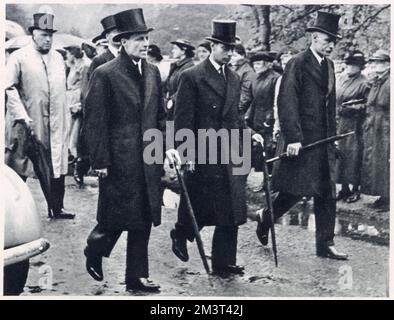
[218,66,226,82]
[321,58,329,94]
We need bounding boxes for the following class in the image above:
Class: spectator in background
[147,44,170,82]
[196,41,211,63]
[64,46,90,166]
[361,49,390,210]
[164,39,195,120]
[245,51,279,187]
[229,44,256,116]
[335,50,369,203]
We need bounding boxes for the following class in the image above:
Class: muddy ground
[22,170,389,297]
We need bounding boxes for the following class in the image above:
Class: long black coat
[84,49,165,231]
[174,58,247,227]
[272,49,337,197]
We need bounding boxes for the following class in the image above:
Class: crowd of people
[4,8,390,294]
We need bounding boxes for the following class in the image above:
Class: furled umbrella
[16,120,54,217]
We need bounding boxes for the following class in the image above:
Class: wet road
[22,173,389,297]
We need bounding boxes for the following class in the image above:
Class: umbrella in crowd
[5,33,86,51]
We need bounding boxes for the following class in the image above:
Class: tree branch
[352,5,390,34]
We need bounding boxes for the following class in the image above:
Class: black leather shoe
[317,246,348,260]
[256,210,270,246]
[84,247,103,281]
[170,229,189,262]
[52,209,75,219]
[126,278,160,293]
[213,265,245,275]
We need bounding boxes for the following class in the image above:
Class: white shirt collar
[310,47,324,65]
[131,58,142,74]
[209,54,225,75]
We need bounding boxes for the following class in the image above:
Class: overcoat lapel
[200,59,226,98]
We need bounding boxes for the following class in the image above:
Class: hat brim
[306,27,342,39]
[344,59,366,66]
[205,37,236,47]
[170,41,195,51]
[28,26,57,34]
[369,57,390,62]
[113,27,154,43]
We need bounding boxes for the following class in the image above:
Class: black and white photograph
[1,1,391,300]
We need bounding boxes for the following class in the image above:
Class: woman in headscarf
[335,50,370,203]
[164,39,195,120]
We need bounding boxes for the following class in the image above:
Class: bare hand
[165,149,181,169]
[287,142,302,157]
[185,161,195,172]
[95,168,108,178]
[252,133,265,146]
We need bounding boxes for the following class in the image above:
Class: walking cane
[259,142,278,267]
[174,166,211,275]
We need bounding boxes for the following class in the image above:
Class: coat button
[212,105,217,109]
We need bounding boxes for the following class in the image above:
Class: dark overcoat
[361,70,390,198]
[272,49,337,197]
[174,58,248,227]
[84,49,165,231]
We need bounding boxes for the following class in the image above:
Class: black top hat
[28,13,57,34]
[306,11,342,39]
[250,51,277,63]
[206,20,237,46]
[171,39,195,51]
[148,44,163,61]
[344,50,366,66]
[112,8,154,42]
[92,15,117,43]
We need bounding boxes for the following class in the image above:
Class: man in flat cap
[256,11,348,260]
[166,20,247,277]
[5,13,75,219]
[83,8,165,293]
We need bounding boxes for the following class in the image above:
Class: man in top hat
[165,39,195,120]
[75,14,121,185]
[5,13,75,219]
[83,8,165,293]
[256,11,348,260]
[166,20,248,277]
[361,49,390,210]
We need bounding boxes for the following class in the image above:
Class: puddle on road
[277,201,389,246]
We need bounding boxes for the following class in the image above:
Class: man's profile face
[121,32,149,59]
[211,42,234,65]
[312,32,336,57]
[32,29,53,53]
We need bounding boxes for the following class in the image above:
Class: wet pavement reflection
[277,199,389,246]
